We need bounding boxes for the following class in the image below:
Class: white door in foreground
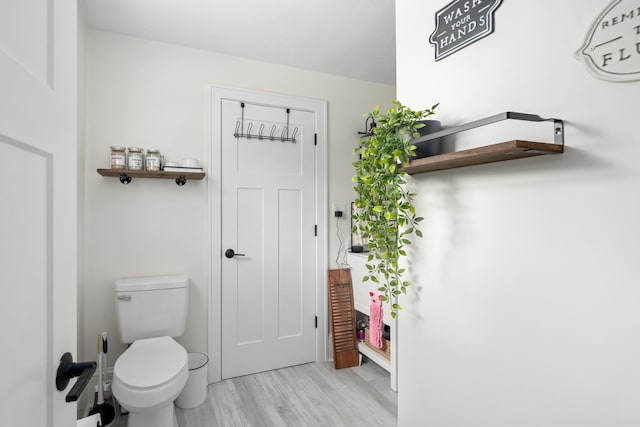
[0,0,78,425]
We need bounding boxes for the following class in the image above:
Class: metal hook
[291,127,298,143]
[281,127,288,142]
[240,102,245,134]
[270,125,277,141]
[258,124,265,140]
[358,115,377,135]
[246,122,253,139]
[234,121,241,137]
[286,108,291,141]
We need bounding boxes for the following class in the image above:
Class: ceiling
[82,0,396,85]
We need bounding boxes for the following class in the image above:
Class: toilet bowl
[112,337,188,427]
[112,274,191,427]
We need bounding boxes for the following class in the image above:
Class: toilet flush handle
[116,295,131,302]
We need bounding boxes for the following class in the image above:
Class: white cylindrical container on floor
[175,353,208,409]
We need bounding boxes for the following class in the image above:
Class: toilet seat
[113,336,188,411]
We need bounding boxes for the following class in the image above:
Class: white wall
[82,31,395,366]
[396,1,640,426]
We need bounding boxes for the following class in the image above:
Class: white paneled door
[221,100,317,378]
[0,1,77,426]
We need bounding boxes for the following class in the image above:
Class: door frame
[208,86,328,383]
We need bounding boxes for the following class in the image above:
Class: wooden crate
[364,327,391,361]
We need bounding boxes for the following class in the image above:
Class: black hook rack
[234,102,298,143]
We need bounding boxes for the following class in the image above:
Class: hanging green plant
[352,100,438,318]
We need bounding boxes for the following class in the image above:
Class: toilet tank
[114,274,189,344]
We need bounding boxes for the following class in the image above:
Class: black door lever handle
[56,352,96,402]
[225,249,246,258]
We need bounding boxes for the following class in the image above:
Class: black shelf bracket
[117,173,191,186]
[357,115,377,136]
[119,173,132,184]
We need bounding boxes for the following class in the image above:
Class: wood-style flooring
[109,361,397,427]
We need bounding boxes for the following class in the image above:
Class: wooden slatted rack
[328,269,359,369]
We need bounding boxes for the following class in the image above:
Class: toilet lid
[114,336,187,389]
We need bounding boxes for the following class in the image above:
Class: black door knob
[56,352,96,402]
[225,249,246,258]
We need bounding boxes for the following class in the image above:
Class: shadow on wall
[402,136,618,325]
[405,174,467,322]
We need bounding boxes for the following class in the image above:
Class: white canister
[109,146,126,170]
[145,149,161,171]
[127,147,144,170]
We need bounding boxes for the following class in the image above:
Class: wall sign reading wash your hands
[577,0,640,82]
[429,0,503,61]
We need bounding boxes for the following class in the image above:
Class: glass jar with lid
[127,147,144,170]
[110,146,126,170]
[145,149,161,171]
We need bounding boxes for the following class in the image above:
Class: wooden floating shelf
[97,168,205,185]
[97,169,205,180]
[403,140,563,175]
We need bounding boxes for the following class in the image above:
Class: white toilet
[112,274,190,427]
